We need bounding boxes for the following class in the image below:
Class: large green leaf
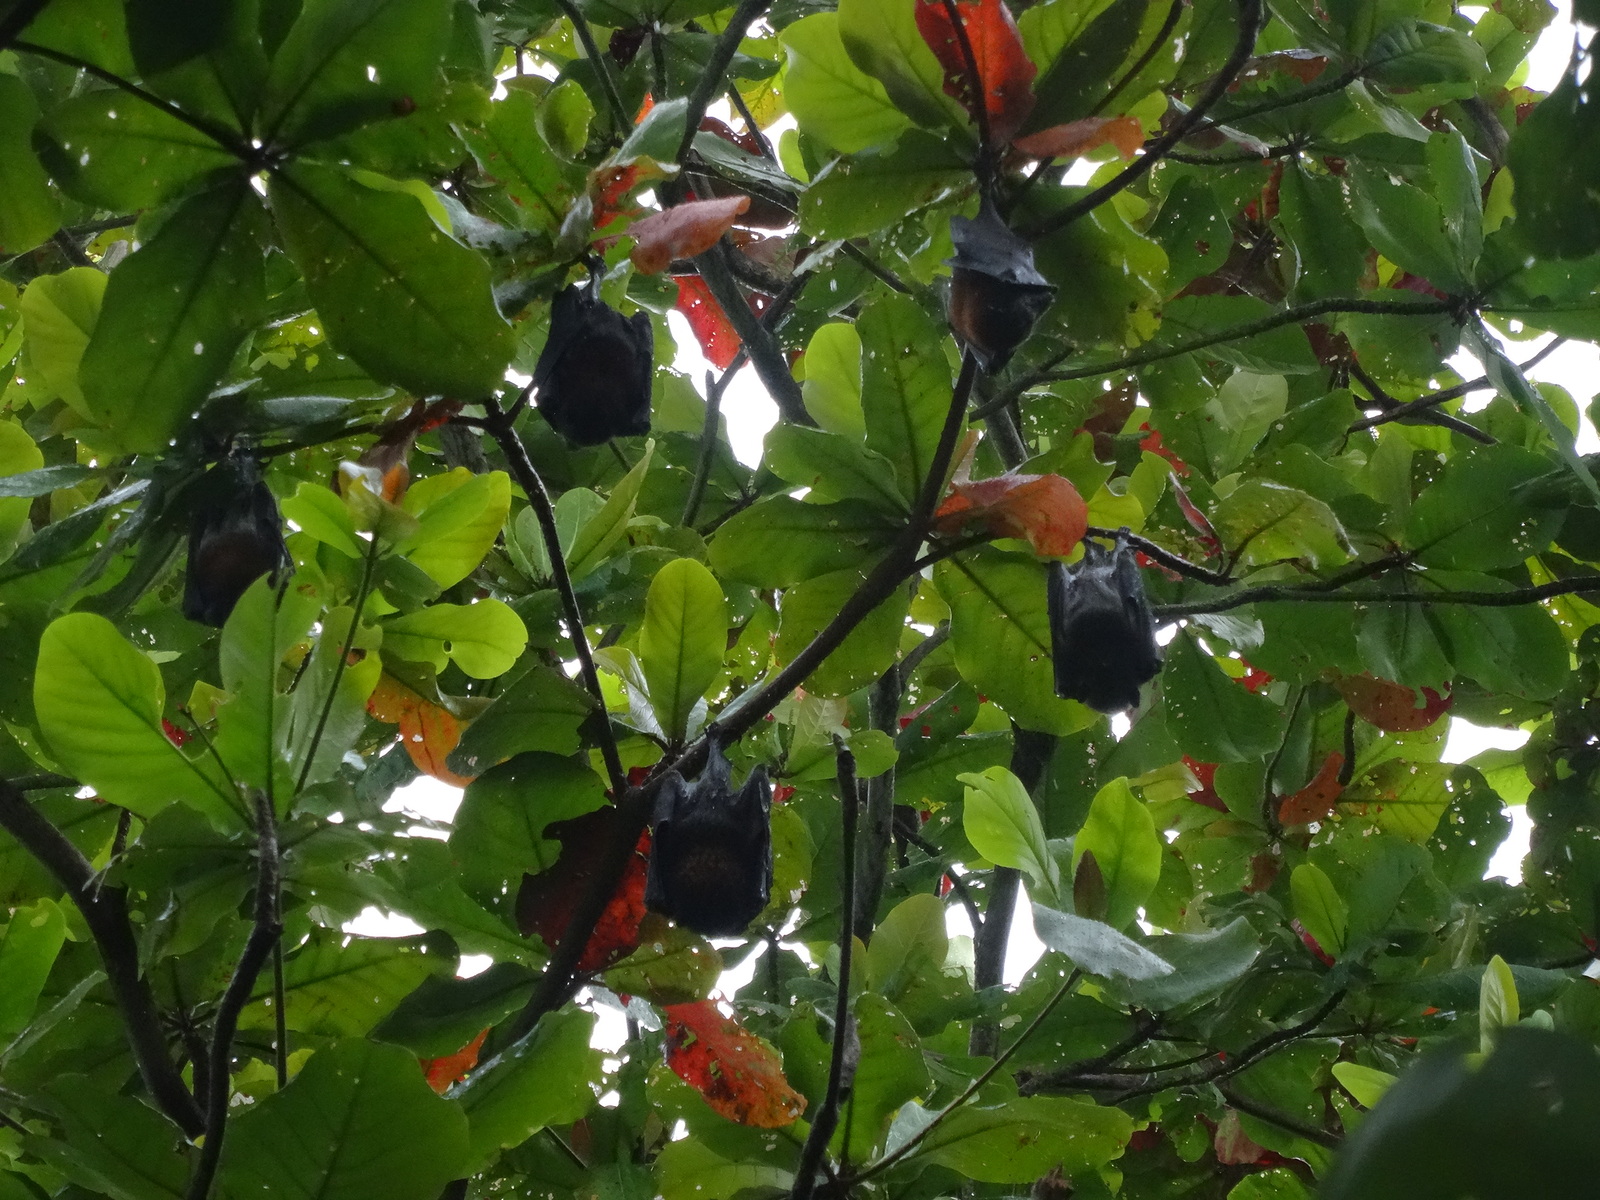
[774,565,909,697]
[859,294,955,503]
[217,1039,469,1200]
[763,425,910,512]
[383,599,529,679]
[1212,480,1350,569]
[244,930,452,1037]
[960,765,1062,905]
[640,557,726,743]
[905,1095,1133,1182]
[709,496,897,588]
[33,613,241,826]
[28,1076,187,1200]
[446,668,594,778]
[80,180,265,453]
[259,0,453,147]
[19,266,105,419]
[1405,443,1564,569]
[799,133,968,240]
[1508,44,1600,259]
[1163,631,1283,763]
[0,898,66,1037]
[838,994,929,1162]
[268,163,513,396]
[459,87,580,234]
[452,1008,604,1173]
[0,75,61,255]
[1112,917,1261,1010]
[1071,777,1160,930]
[1030,904,1174,982]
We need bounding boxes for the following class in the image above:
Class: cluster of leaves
[2,0,1600,1199]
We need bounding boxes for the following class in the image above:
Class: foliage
[1,1,1599,1199]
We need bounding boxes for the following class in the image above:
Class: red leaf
[934,472,1087,557]
[1169,474,1221,555]
[420,1028,488,1093]
[1137,422,1190,477]
[662,1000,807,1127]
[516,808,651,973]
[1336,674,1452,732]
[1012,116,1143,160]
[1182,756,1226,812]
[914,0,1037,143]
[629,196,751,275]
[367,674,474,788]
[1293,919,1337,967]
[593,164,642,233]
[672,274,743,369]
[1277,752,1346,826]
[161,718,189,747]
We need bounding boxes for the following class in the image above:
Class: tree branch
[1219,1083,1343,1150]
[1023,0,1265,240]
[0,0,52,51]
[1157,570,1600,619]
[790,738,863,1200]
[483,398,628,799]
[692,242,808,425]
[551,0,630,134]
[1346,338,1566,436]
[0,779,204,1137]
[187,794,282,1200]
[674,0,772,165]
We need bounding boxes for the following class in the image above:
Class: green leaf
[259,0,453,147]
[1331,1061,1396,1108]
[1113,917,1261,1010]
[460,87,580,234]
[1028,191,1167,349]
[640,558,726,743]
[960,765,1062,905]
[1277,164,1366,300]
[566,445,652,579]
[383,599,528,679]
[0,899,66,1037]
[0,75,61,255]
[1348,163,1469,291]
[937,548,1097,737]
[0,422,44,558]
[1480,954,1519,1053]
[1290,862,1348,957]
[837,0,964,132]
[774,565,910,697]
[709,496,897,588]
[34,91,237,211]
[269,162,513,396]
[1072,778,1160,930]
[450,752,607,908]
[80,180,265,453]
[281,482,364,558]
[837,993,930,1161]
[866,892,948,996]
[1508,57,1600,258]
[29,1076,187,1200]
[859,294,955,503]
[537,79,594,161]
[1212,480,1350,569]
[907,1095,1133,1182]
[1163,631,1283,763]
[14,0,134,74]
[34,612,241,826]
[1157,296,1318,375]
[1228,1171,1315,1200]
[1366,20,1489,88]
[784,12,921,153]
[19,266,105,419]
[799,132,968,240]
[399,468,513,588]
[656,1139,792,1200]
[447,669,595,778]
[763,424,909,512]
[604,922,722,1006]
[1405,442,1565,569]
[1022,0,1144,130]
[453,1008,603,1173]
[1030,904,1175,982]
[245,930,451,1036]
[373,962,538,1056]
[217,1039,469,1200]
[800,321,866,437]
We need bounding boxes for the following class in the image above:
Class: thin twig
[938,0,993,185]
[187,793,281,1200]
[0,779,205,1137]
[551,0,631,134]
[484,397,628,799]
[790,738,863,1200]
[1023,0,1266,240]
[295,537,379,794]
[1219,1084,1343,1149]
[675,0,772,165]
[693,242,808,424]
[1157,570,1600,619]
[683,367,737,527]
[853,968,1083,1184]
[1347,338,1566,435]
[1084,524,1232,586]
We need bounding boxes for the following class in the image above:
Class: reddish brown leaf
[1012,116,1143,160]
[662,1000,807,1127]
[1213,1110,1272,1165]
[934,471,1087,557]
[699,115,764,157]
[672,274,742,369]
[161,718,189,747]
[1278,752,1346,826]
[349,398,463,502]
[1182,757,1226,812]
[592,164,642,233]
[421,1028,488,1093]
[367,674,475,787]
[516,807,651,973]
[1293,919,1337,967]
[915,0,1037,143]
[629,196,751,275]
[1337,674,1452,732]
[1137,422,1190,477]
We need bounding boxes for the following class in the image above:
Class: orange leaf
[1278,752,1345,826]
[367,674,475,787]
[1336,674,1452,732]
[914,0,1037,143]
[516,807,651,973]
[628,196,751,275]
[934,472,1087,557]
[662,1000,807,1127]
[672,274,743,369]
[420,1028,488,1093]
[1013,116,1143,160]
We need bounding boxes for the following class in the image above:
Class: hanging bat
[533,274,654,447]
[947,198,1055,373]
[182,451,292,627]
[1048,530,1162,714]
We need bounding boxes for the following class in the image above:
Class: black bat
[644,742,773,937]
[947,198,1055,373]
[532,277,654,447]
[182,451,292,627]
[1048,530,1162,714]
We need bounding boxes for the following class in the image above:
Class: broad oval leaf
[640,557,726,743]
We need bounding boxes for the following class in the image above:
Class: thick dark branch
[1023,0,1265,240]
[1347,338,1566,436]
[187,794,281,1200]
[484,399,628,799]
[551,0,630,133]
[0,779,204,1137]
[1085,525,1231,586]
[1158,571,1600,619]
[978,296,1456,419]
[0,0,52,51]
[674,0,772,165]
[790,739,863,1200]
[693,243,808,425]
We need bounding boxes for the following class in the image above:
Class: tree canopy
[2,0,1600,1198]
